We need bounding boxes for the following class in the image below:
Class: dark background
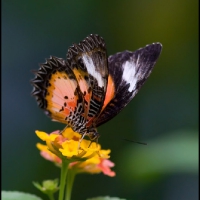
[2,1,198,200]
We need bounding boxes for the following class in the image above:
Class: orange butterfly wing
[31,56,87,133]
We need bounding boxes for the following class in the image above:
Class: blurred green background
[2,0,198,200]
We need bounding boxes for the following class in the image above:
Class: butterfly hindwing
[31,56,87,131]
[66,34,109,128]
[95,43,162,127]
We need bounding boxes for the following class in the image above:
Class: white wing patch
[122,60,137,92]
[82,54,104,87]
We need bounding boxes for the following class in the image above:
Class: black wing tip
[108,42,163,62]
[132,42,163,62]
[147,42,162,47]
[143,42,163,56]
[67,34,106,60]
[145,42,163,52]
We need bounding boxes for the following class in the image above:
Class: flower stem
[58,160,70,200]
[65,170,76,200]
[47,193,55,200]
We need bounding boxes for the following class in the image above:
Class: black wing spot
[79,75,82,80]
[84,75,89,81]
[88,87,92,93]
[78,58,86,70]
[59,106,64,112]
[69,75,74,79]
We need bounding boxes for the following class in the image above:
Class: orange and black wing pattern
[66,35,108,128]
[31,56,87,132]
[31,34,162,139]
[31,34,109,135]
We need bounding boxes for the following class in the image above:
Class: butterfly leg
[77,132,87,152]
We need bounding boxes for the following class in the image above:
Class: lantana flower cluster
[36,127,115,177]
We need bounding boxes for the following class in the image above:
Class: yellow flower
[35,127,116,176]
[36,127,103,161]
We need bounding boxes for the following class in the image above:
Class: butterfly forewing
[95,43,162,127]
[66,35,109,128]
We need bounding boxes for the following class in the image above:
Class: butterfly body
[31,34,162,140]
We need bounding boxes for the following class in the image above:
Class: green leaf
[87,197,126,200]
[1,191,43,200]
[118,130,198,181]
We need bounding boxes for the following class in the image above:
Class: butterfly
[31,34,162,141]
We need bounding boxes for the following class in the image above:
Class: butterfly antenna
[122,138,147,145]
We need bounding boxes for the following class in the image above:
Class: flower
[36,127,115,176]
[69,153,116,177]
[36,128,100,160]
[36,143,62,166]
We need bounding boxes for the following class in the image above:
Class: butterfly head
[87,129,100,141]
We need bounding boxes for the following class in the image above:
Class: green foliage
[33,179,59,195]
[2,191,42,200]
[119,130,198,182]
